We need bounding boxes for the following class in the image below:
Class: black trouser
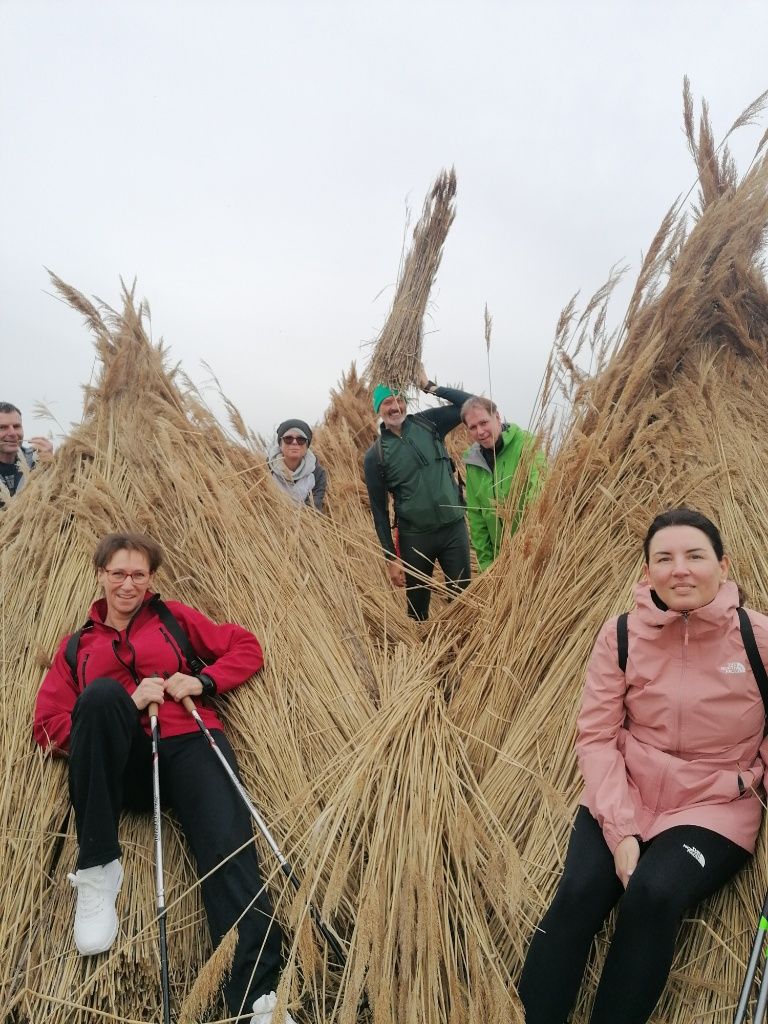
[518,805,750,1024]
[69,678,283,1019]
[398,518,471,620]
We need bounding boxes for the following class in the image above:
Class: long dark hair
[643,507,724,562]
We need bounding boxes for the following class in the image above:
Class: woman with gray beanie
[267,419,328,512]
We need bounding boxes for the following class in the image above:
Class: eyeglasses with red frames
[102,569,151,584]
[281,435,308,446]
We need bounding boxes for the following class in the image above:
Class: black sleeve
[363,446,396,559]
[420,386,475,439]
[311,462,328,512]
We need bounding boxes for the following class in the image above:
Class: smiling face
[0,410,23,464]
[98,548,154,626]
[379,395,408,432]
[279,431,308,470]
[464,405,502,449]
[643,524,729,612]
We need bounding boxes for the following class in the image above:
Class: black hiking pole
[180,696,347,966]
[734,889,768,1023]
[149,702,172,1024]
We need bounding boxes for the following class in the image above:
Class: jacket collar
[632,578,739,633]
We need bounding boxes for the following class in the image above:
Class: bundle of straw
[430,86,768,1022]
[0,276,417,1023]
[365,168,457,394]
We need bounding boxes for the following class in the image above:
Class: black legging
[518,805,750,1024]
[69,677,283,1019]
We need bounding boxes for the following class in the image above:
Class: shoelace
[67,870,109,917]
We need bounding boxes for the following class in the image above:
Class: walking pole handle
[182,695,196,714]
[149,701,160,719]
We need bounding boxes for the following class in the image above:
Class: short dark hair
[0,402,21,416]
[643,507,724,563]
[93,532,164,573]
[460,396,498,423]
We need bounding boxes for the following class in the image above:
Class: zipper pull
[683,611,689,647]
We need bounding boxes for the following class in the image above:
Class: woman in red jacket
[34,531,295,1024]
[519,507,768,1024]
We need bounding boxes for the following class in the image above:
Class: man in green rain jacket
[461,396,544,571]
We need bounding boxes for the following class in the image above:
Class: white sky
[2,0,767,442]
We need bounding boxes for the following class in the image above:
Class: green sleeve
[464,467,495,572]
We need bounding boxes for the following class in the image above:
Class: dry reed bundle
[364,168,457,394]
[424,89,768,1021]
[0,276,419,1023]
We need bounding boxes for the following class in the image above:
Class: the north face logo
[720,662,746,674]
[683,843,705,867]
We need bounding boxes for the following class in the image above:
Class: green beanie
[372,384,401,414]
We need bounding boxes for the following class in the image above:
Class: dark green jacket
[363,386,471,558]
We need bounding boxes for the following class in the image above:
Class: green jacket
[363,386,471,557]
[462,424,544,571]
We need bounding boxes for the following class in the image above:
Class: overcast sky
[2,1,767,442]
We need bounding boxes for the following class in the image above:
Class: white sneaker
[250,990,299,1024]
[67,859,123,955]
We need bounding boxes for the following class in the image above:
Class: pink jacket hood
[577,580,768,853]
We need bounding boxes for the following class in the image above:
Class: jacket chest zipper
[160,626,183,673]
[676,612,689,754]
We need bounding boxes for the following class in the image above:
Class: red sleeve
[575,618,638,852]
[166,602,264,693]
[33,635,79,754]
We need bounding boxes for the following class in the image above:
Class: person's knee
[73,678,131,720]
[548,868,610,919]
[620,872,681,925]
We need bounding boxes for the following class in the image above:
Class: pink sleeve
[33,637,79,754]
[576,618,638,853]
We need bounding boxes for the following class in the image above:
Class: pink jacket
[577,580,768,853]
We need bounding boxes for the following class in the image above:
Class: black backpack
[616,608,768,716]
[64,594,206,686]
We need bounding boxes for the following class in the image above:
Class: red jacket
[577,580,768,853]
[34,593,263,752]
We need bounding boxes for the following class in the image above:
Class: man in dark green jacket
[363,374,473,620]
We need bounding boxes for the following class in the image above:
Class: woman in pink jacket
[519,507,768,1024]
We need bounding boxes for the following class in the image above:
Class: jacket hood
[632,578,740,634]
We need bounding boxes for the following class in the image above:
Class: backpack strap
[616,612,629,674]
[375,434,386,483]
[737,607,768,718]
[65,622,92,686]
[149,594,207,674]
